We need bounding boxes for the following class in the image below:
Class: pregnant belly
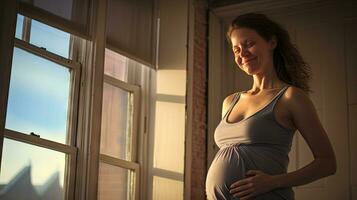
[206,144,293,200]
[206,146,246,199]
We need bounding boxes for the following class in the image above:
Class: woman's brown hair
[227,13,311,92]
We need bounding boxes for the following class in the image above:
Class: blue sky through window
[30,19,70,58]
[0,14,71,188]
[15,15,23,39]
[5,47,70,143]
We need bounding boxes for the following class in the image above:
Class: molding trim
[212,0,336,21]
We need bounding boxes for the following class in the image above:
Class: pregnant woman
[205,13,336,200]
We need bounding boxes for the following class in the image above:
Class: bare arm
[229,87,336,199]
[272,87,336,188]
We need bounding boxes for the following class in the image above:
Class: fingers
[230,179,254,198]
[230,177,251,188]
[230,182,253,194]
[230,170,266,199]
[230,170,261,188]
[232,187,254,199]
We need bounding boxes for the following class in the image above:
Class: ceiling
[208,0,255,9]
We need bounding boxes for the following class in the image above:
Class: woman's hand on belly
[229,170,278,200]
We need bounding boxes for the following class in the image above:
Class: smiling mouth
[242,58,256,65]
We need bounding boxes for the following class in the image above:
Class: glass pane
[157,69,186,96]
[98,162,135,200]
[153,101,185,173]
[152,176,183,200]
[104,48,128,82]
[5,47,71,144]
[100,83,133,161]
[0,138,66,200]
[15,14,24,39]
[30,19,71,58]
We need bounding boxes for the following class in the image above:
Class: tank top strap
[222,92,240,119]
[268,85,290,110]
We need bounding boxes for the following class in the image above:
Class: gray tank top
[206,86,296,200]
[216,85,294,150]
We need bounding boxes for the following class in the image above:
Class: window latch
[30,132,40,138]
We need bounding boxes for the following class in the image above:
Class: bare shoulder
[221,92,238,118]
[282,86,311,106]
[281,86,316,118]
[283,86,336,166]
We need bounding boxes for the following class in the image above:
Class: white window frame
[98,74,141,200]
[1,1,152,199]
[147,92,186,200]
[3,14,81,199]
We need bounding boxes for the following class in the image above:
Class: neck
[251,68,285,92]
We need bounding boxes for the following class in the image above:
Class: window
[6,47,71,143]
[30,19,71,58]
[0,14,81,200]
[150,70,186,200]
[97,48,142,200]
[1,2,181,200]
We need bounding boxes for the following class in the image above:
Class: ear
[269,35,277,50]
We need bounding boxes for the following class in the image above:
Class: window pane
[100,83,133,161]
[154,101,185,173]
[30,19,70,58]
[104,48,128,82]
[157,70,186,96]
[152,176,183,200]
[5,47,71,144]
[98,162,136,200]
[0,138,66,200]
[15,14,24,39]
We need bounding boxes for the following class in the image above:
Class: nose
[239,46,249,57]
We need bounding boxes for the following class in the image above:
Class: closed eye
[232,41,255,54]
[233,47,240,54]
[246,42,255,48]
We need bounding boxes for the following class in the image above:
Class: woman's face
[230,28,276,76]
